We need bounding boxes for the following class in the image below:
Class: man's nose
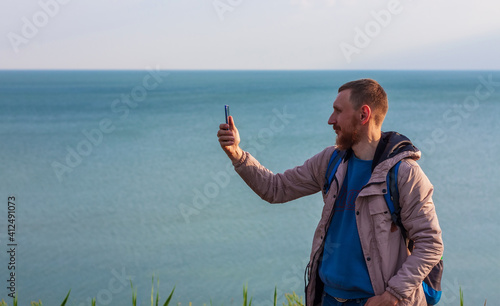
[328,113,335,125]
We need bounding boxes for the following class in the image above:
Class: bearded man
[217,79,443,306]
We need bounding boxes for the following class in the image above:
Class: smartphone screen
[225,105,230,124]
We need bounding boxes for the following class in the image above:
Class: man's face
[328,89,361,150]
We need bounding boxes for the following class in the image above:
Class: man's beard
[334,117,361,151]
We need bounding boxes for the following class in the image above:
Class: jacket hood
[340,131,419,172]
[371,131,419,171]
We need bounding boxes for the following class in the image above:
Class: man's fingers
[218,134,234,141]
[218,135,235,146]
[219,116,236,132]
[217,128,233,137]
[218,116,238,149]
[217,115,241,162]
[217,128,235,144]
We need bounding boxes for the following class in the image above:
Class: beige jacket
[233,132,443,306]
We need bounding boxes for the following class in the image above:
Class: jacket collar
[371,131,419,172]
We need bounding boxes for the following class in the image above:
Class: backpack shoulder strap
[323,149,345,195]
[384,160,408,241]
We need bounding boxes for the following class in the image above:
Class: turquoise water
[0,70,499,305]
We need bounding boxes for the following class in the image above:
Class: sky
[1,0,499,70]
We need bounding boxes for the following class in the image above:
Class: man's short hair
[338,79,388,126]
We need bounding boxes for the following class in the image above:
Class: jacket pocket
[368,197,406,282]
[368,198,402,255]
[368,199,392,240]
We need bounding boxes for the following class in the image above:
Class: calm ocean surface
[0,70,499,305]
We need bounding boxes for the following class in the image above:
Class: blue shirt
[319,155,375,299]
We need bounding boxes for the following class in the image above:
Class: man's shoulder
[302,146,339,177]
[397,158,432,187]
[310,146,338,161]
[399,157,420,170]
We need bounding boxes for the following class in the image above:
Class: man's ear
[360,105,371,125]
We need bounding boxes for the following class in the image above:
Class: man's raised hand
[217,115,244,163]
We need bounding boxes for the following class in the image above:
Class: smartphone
[225,105,230,125]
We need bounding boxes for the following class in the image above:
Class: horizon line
[1,68,500,72]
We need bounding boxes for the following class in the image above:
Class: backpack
[324,149,444,305]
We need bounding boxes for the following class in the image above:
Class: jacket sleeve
[232,148,334,204]
[386,159,444,300]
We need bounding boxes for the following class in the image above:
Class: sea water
[0,70,499,305]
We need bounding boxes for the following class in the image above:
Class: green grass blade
[130,280,137,306]
[156,277,160,306]
[163,285,175,306]
[60,289,71,306]
[151,275,155,306]
[274,287,277,306]
[460,287,464,306]
[243,285,248,306]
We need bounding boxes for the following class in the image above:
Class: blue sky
[1,0,499,70]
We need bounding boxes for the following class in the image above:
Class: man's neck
[352,130,382,161]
